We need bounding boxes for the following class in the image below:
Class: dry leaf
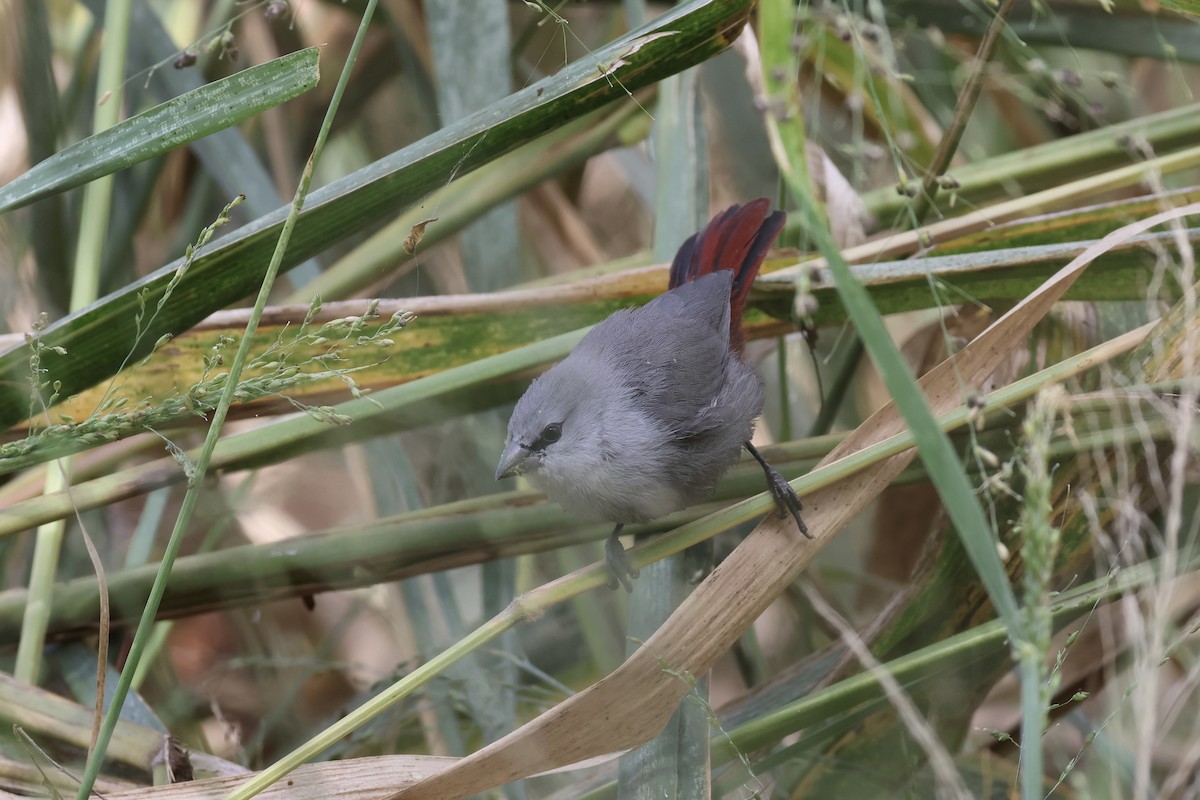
[402,218,438,256]
[807,145,873,248]
[105,756,453,798]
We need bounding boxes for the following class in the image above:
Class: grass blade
[0,48,320,214]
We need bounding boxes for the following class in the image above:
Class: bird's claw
[605,532,639,592]
[766,466,811,539]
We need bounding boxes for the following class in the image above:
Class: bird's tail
[667,198,786,355]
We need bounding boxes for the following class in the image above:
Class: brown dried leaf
[105,755,453,798]
[401,217,438,256]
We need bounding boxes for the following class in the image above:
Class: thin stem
[809,336,863,437]
[910,0,1016,222]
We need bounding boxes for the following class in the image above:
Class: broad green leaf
[0,48,320,214]
[290,98,648,302]
[1161,0,1200,17]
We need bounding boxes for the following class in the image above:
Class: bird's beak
[495,442,529,480]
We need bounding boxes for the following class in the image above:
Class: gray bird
[495,200,810,590]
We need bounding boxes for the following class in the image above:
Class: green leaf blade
[0,47,321,214]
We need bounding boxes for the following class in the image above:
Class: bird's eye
[541,423,562,444]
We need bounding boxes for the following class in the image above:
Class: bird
[495,199,810,590]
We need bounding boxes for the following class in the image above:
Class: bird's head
[495,364,590,481]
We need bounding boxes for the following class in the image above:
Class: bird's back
[574,271,732,427]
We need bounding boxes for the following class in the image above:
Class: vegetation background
[0,0,1198,797]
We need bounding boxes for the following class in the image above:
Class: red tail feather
[668,199,786,354]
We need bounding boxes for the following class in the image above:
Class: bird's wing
[572,273,734,436]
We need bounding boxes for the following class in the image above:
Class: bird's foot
[765,465,811,539]
[744,441,812,539]
[605,529,639,592]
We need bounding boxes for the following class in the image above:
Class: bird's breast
[528,459,686,524]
